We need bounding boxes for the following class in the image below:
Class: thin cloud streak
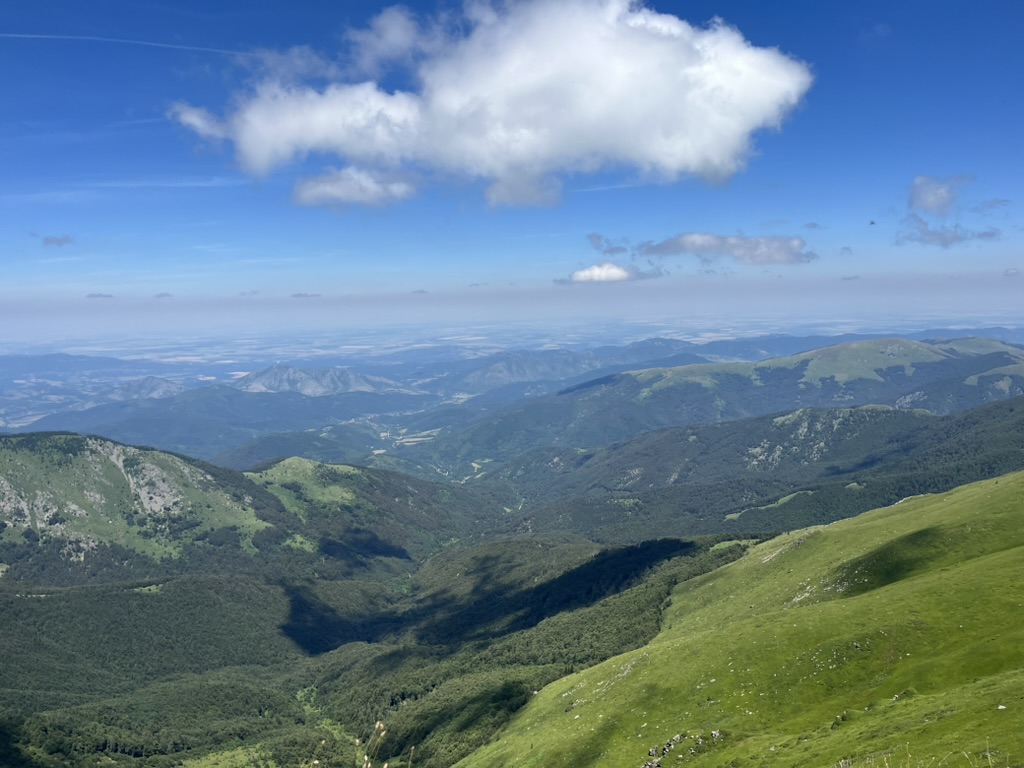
[0,32,257,57]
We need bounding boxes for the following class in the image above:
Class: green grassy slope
[455,470,1024,768]
[247,456,509,561]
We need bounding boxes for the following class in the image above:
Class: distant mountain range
[407,337,1024,474]
[230,364,411,396]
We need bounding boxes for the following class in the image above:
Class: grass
[727,489,814,520]
[795,339,946,384]
[251,457,359,520]
[453,470,1024,767]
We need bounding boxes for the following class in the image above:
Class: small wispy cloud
[0,32,255,58]
[909,175,969,217]
[1005,268,1020,278]
[154,292,173,299]
[3,189,97,204]
[974,198,1010,213]
[639,233,817,265]
[586,233,629,258]
[42,234,73,247]
[90,177,246,190]
[898,213,999,248]
[291,292,322,298]
[859,22,892,42]
[898,175,1002,248]
[294,167,414,206]
[85,293,114,299]
[5,177,243,206]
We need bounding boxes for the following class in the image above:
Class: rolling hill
[454,469,1024,768]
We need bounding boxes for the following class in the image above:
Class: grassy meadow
[454,471,1024,767]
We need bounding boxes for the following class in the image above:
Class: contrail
[0,32,257,57]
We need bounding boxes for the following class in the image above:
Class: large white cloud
[640,232,817,264]
[170,0,812,206]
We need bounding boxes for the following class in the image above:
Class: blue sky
[2,0,1022,342]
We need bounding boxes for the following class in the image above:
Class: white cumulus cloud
[568,263,633,282]
[170,0,813,206]
[560,261,666,283]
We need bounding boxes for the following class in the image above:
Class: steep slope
[0,434,502,587]
[456,470,1024,768]
[0,432,274,574]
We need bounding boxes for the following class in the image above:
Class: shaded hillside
[455,470,1024,768]
[412,337,1024,472]
[512,397,1024,543]
[489,405,933,503]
